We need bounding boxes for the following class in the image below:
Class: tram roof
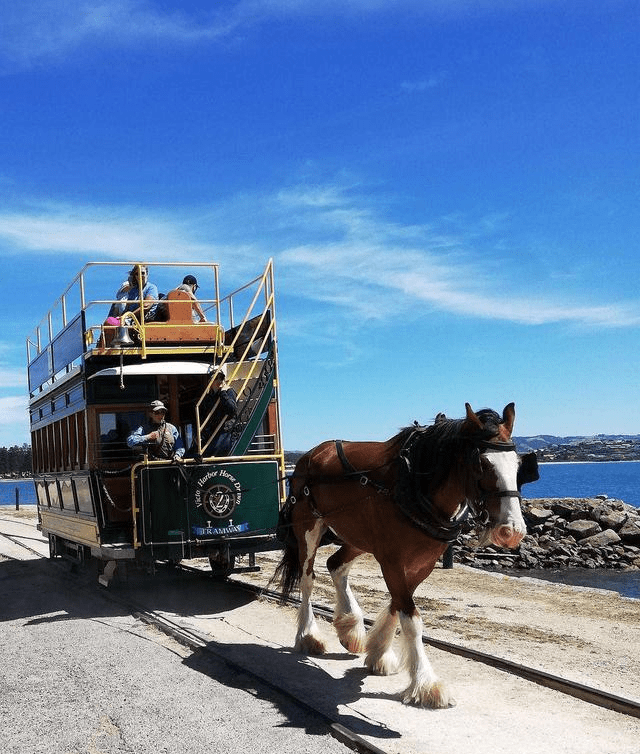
[89,360,224,379]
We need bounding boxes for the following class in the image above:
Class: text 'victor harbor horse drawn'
[275,402,539,708]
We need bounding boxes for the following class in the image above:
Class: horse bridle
[467,439,522,526]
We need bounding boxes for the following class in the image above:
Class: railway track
[2,520,639,754]
[182,559,640,721]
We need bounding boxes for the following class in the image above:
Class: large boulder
[566,519,601,540]
[526,507,554,525]
[618,520,640,545]
[598,510,628,531]
[579,529,621,548]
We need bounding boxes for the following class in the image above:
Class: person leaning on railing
[198,371,237,456]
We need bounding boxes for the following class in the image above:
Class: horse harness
[286,440,391,521]
[291,432,522,543]
[395,432,523,542]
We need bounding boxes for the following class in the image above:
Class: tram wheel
[208,553,236,579]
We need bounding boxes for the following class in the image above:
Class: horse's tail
[272,496,302,600]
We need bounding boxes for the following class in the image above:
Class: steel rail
[217,571,640,721]
[0,537,385,754]
[2,530,639,725]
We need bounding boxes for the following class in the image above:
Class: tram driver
[127,400,185,461]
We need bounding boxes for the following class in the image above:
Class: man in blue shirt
[124,265,159,321]
[127,400,185,460]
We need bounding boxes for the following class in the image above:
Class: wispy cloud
[0,367,28,389]
[272,184,640,328]
[400,73,447,93]
[1,184,637,330]
[1,1,232,72]
[0,202,218,260]
[0,397,29,446]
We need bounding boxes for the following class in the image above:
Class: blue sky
[1,0,639,450]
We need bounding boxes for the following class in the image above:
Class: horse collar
[394,430,470,543]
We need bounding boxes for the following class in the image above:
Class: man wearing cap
[177,274,207,323]
[127,400,185,460]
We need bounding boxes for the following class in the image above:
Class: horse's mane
[391,408,504,496]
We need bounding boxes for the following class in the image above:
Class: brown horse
[275,402,539,708]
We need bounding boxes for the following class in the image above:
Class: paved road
[0,554,352,754]
[3,510,640,754]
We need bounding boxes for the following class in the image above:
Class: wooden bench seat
[144,289,223,345]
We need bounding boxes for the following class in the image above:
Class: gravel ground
[234,546,640,703]
[2,507,640,754]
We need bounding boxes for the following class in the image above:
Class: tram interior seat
[144,289,224,345]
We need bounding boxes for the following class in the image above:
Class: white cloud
[400,73,447,93]
[0,203,220,260]
[1,185,638,331]
[272,184,640,328]
[0,1,232,72]
[0,368,28,389]
[0,397,30,447]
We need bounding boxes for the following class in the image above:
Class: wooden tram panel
[26,260,286,579]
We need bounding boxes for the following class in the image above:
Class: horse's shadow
[183,639,402,740]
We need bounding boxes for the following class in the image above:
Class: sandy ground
[3,506,640,754]
[3,506,639,703]
[234,546,640,704]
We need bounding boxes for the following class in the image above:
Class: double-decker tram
[26,260,285,585]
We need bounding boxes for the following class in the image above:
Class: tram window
[35,480,49,508]
[59,478,77,512]
[99,411,144,462]
[46,479,61,509]
[74,477,94,515]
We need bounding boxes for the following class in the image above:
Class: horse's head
[463,402,537,549]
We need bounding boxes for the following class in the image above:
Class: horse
[274,402,539,708]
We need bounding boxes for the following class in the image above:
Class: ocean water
[0,479,36,505]
[526,460,640,509]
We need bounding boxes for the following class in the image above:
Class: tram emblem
[194,468,242,519]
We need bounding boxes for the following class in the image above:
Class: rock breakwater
[456,496,640,571]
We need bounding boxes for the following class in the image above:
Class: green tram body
[26,260,286,582]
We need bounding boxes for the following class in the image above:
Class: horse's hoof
[402,680,456,709]
[365,649,399,676]
[296,634,327,656]
[334,614,366,654]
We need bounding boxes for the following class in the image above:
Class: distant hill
[287,436,640,458]
[513,434,640,452]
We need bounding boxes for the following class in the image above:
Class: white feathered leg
[330,560,367,653]
[399,611,455,708]
[294,520,327,655]
[365,603,400,675]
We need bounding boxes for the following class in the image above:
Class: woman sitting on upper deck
[123,265,159,322]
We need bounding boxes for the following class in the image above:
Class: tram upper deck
[27,260,283,471]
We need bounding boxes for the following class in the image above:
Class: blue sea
[0,479,37,505]
[2,468,638,598]
[527,460,640,509]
